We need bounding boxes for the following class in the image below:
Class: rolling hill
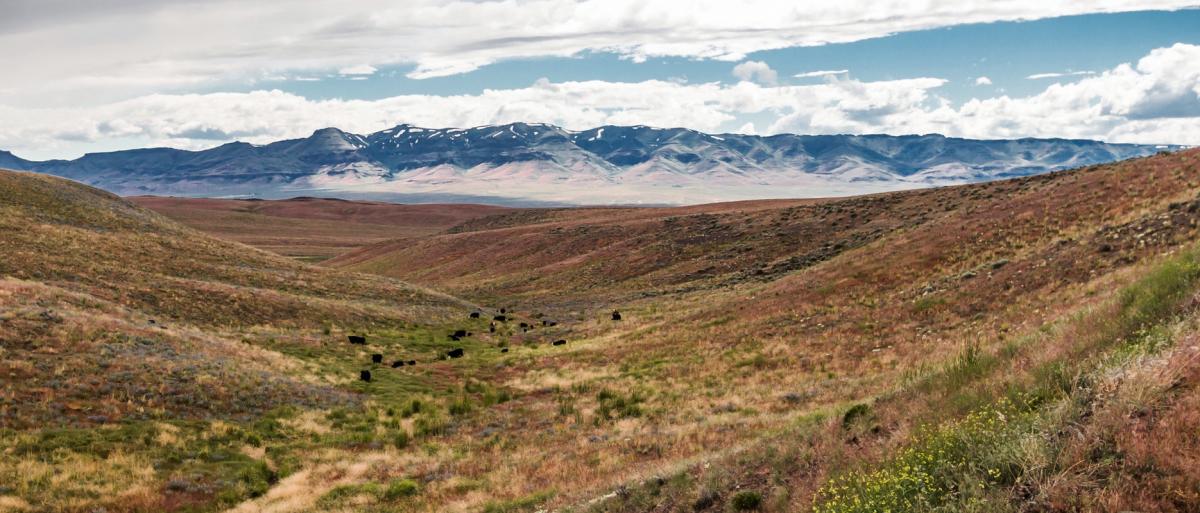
[2,125,1180,205]
[127,196,510,261]
[3,149,1200,513]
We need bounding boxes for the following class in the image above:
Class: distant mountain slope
[5,124,1181,205]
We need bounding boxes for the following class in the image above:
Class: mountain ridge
[5,123,1185,205]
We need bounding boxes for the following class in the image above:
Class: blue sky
[1,1,1198,159]
[241,10,1200,105]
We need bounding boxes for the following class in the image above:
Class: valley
[2,149,1198,512]
[128,196,510,261]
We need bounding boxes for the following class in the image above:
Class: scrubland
[2,149,1200,512]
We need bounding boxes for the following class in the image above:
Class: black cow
[489,323,496,333]
[391,360,405,368]
[447,348,465,358]
[371,354,383,363]
[500,308,506,314]
[407,360,416,366]
[494,315,507,322]
[553,339,567,346]
[453,329,468,338]
[469,312,481,319]
[612,311,622,321]
[449,335,460,342]
[519,322,529,329]
[348,335,367,345]
[360,370,372,382]
[500,347,509,353]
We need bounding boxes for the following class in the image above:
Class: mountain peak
[9,123,1184,205]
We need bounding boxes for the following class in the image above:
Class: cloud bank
[2,0,1197,106]
[2,44,1198,159]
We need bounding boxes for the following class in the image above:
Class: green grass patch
[482,488,557,513]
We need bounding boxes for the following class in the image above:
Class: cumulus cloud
[1,0,1197,106]
[732,61,779,85]
[795,70,850,79]
[975,76,993,85]
[2,43,1198,159]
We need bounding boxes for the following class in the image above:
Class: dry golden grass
[130,196,510,261]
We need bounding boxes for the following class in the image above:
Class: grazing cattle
[500,348,509,353]
[447,348,465,358]
[348,335,367,345]
[612,311,622,321]
[553,339,567,346]
[469,312,481,319]
[519,322,529,329]
[148,319,156,325]
[449,335,461,342]
[543,320,558,327]
[494,315,507,322]
[360,370,372,382]
[407,360,416,366]
[453,329,468,338]
[372,354,383,363]
[392,360,405,368]
[489,323,496,333]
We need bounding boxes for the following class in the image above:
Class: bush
[383,479,419,500]
[841,404,871,429]
[391,430,409,449]
[730,490,763,510]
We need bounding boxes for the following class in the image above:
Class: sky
[1,1,1199,160]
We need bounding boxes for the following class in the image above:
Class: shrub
[449,396,473,416]
[841,404,870,429]
[391,430,409,449]
[383,479,419,500]
[730,490,763,510]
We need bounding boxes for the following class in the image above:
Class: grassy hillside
[0,171,500,511]
[3,150,1200,513]
[312,149,1200,512]
[0,172,467,329]
[130,196,510,262]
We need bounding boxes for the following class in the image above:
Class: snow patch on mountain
[3,123,1183,206]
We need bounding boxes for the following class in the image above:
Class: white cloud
[337,64,377,76]
[1,0,1197,106]
[2,44,1198,160]
[1026,70,1096,79]
[975,76,993,85]
[795,70,849,79]
[732,61,778,85]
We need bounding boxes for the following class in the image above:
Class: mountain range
[1,123,1183,205]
